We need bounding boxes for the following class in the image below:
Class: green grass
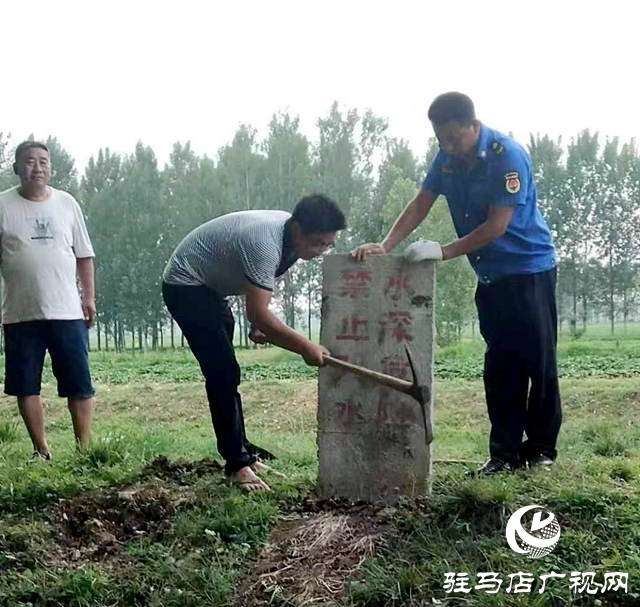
[0,331,639,605]
[16,323,640,388]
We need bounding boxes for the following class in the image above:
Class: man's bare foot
[251,461,287,478]
[229,466,271,492]
[30,450,52,462]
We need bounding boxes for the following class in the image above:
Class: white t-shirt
[0,186,95,324]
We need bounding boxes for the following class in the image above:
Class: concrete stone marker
[317,253,436,503]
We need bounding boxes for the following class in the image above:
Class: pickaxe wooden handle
[322,356,413,393]
[322,344,433,445]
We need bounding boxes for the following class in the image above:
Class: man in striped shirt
[162,194,346,491]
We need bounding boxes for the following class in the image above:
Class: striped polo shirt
[162,210,298,296]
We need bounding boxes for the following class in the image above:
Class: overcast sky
[2,0,637,173]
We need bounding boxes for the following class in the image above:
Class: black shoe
[528,454,554,469]
[466,458,514,478]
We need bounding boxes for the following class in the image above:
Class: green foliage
[0,132,15,191]
[3,114,640,352]
[1,346,639,606]
[416,198,477,346]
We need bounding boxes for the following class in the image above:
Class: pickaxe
[322,344,433,445]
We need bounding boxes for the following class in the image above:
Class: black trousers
[162,282,257,475]
[475,267,562,467]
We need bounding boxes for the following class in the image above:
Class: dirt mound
[44,455,223,568]
[141,454,223,483]
[46,485,182,567]
[59,486,178,541]
[238,502,393,607]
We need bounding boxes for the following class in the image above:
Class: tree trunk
[308,282,312,340]
[571,255,578,323]
[610,257,615,335]
[234,297,242,348]
[120,323,126,352]
[170,318,175,348]
[242,298,249,348]
[114,318,119,352]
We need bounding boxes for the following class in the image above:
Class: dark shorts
[3,319,95,398]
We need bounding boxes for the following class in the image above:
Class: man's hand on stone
[403,240,443,262]
[351,242,387,261]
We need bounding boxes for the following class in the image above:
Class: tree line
[0,103,638,351]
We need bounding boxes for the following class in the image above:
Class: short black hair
[14,140,49,164]
[291,194,346,234]
[427,92,476,128]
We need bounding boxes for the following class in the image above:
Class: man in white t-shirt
[0,141,97,460]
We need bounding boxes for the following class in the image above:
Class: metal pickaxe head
[322,343,433,445]
[403,344,432,445]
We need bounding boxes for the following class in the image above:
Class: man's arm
[381,188,439,253]
[238,239,312,354]
[441,206,514,260]
[76,257,95,299]
[76,257,96,326]
[245,286,323,361]
[441,147,529,261]
[353,152,443,260]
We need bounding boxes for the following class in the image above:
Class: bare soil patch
[237,499,394,607]
[43,455,222,569]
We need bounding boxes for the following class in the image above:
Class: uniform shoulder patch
[505,171,520,194]
[491,141,505,154]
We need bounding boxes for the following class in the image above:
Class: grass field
[1,327,639,606]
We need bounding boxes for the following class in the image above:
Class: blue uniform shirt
[421,124,557,284]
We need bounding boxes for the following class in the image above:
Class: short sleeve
[421,149,445,194]
[489,145,530,207]
[71,198,95,258]
[237,235,280,292]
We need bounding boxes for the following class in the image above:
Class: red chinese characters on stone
[384,273,414,301]
[380,354,411,380]
[339,270,372,299]
[336,315,370,341]
[378,310,414,343]
[336,400,362,429]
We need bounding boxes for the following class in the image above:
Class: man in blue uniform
[353,92,561,475]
